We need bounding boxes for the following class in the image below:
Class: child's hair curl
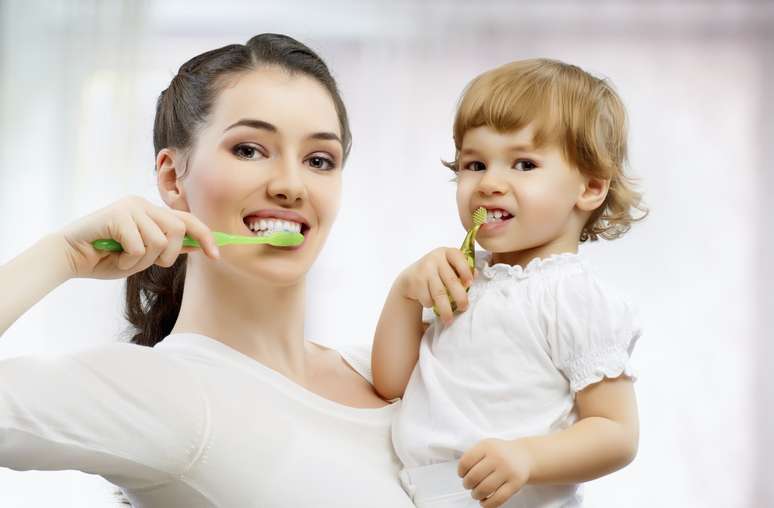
[444,58,647,242]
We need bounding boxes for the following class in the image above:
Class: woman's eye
[306,154,336,171]
[514,159,537,171]
[463,161,486,172]
[233,143,265,160]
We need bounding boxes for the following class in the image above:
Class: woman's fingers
[129,210,169,272]
[144,208,188,267]
[110,213,147,271]
[169,209,219,259]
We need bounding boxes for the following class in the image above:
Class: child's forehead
[459,123,558,152]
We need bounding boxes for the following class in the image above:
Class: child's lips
[478,217,512,233]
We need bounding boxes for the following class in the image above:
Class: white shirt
[393,252,641,507]
[0,333,414,508]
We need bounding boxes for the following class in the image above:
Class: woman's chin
[239,257,312,286]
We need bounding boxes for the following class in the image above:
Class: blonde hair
[445,58,647,242]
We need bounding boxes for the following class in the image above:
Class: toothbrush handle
[432,224,481,317]
[92,236,200,252]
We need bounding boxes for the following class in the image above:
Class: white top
[393,252,641,506]
[0,333,414,508]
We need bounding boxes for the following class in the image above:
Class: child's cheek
[455,178,475,229]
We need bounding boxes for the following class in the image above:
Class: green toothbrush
[92,230,304,252]
[434,206,487,316]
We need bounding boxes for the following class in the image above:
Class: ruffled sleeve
[544,270,642,395]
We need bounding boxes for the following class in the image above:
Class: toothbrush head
[472,207,487,227]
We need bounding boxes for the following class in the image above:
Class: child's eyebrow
[459,144,539,157]
[507,144,538,153]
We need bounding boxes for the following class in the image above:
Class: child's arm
[372,247,474,400]
[458,376,638,508]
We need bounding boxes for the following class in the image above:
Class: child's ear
[577,175,610,212]
[156,148,191,212]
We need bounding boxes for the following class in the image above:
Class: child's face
[455,124,588,263]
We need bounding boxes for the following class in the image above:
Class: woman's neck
[171,258,308,379]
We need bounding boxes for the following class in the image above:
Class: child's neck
[490,236,579,268]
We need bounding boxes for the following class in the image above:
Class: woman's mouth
[243,216,305,236]
[242,216,310,250]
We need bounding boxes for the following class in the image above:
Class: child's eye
[462,161,486,172]
[513,159,537,171]
[305,153,337,171]
[233,143,266,161]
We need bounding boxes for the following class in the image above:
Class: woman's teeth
[246,218,303,236]
[485,210,512,223]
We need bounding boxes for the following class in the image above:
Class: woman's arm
[0,234,73,336]
[372,247,474,400]
[458,376,638,508]
[0,196,218,338]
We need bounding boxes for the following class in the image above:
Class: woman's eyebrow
[308,131,342,144]
[223,118,277,133]
[223,118,341,145]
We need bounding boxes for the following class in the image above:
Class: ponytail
[124,256,186,346]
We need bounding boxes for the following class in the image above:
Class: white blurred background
[1,0,772,506]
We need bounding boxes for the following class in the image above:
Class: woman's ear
[577,175,610,212]
[156,148,190,211]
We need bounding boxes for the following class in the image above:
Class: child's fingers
[461,459,496,491]
[480,482,518,508]
[428,273,454,324]
[438,261,469,311]
[470,470,505,501]
[458,444,486,478]
[446,248,475,286]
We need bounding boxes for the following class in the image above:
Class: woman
[0,33,414,507]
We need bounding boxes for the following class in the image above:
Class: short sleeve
[544,271,642,394]
[0,343,206,490]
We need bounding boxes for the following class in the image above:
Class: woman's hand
[396,247,474,325]
[59,196,220,280]
[458,438,534,508]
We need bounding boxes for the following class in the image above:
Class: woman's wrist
[0,233,75,336]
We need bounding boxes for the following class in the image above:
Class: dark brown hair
[125,33,352,347]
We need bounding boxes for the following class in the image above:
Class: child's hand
[397,247,474,325]
[59,196,219,280]
[458,438,533,508]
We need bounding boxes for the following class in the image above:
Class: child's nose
[476,169,508,195]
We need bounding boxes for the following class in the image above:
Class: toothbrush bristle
[472,207,487,227]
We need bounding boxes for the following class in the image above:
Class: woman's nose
[267,161,307,204]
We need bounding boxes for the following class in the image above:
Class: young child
[372,59,646,508]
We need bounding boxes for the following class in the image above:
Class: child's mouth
[479,208,513,232]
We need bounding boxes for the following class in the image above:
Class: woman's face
[171,66,344,285]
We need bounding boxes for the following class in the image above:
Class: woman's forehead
[209,67,341,137]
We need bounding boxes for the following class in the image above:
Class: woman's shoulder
[327,342,374,384]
